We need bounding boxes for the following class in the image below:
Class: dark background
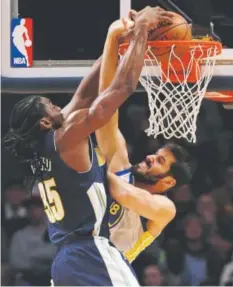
[1,0,233,286]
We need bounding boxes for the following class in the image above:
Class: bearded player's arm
[108,172,176,263]
[94,17,133,168]
[101,36,176,262]
[95,21,131,170]
[95,7,174,170]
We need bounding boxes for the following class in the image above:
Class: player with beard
[96,7,192,262]
[107,143,191,262]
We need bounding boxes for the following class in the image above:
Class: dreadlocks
[4,96,47,194]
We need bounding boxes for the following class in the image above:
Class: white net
[139,43,219,143]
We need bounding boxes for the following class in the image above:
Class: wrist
[133,21,149,37]
[132,22,148,40]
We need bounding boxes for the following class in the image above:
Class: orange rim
[119,40,222,58]
[205,91,233,103]
[119,40,222,84]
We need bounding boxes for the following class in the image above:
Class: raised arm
[96,7,174,169]
[57,12,151,152]
[95,21,129,168]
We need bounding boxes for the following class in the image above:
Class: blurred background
[1,0,233,286]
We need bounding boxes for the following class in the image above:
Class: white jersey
[109,169,156,263]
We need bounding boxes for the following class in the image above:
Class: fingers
[129,9,137,21]
[158,11,174,24]
[154,6,165,12]
[133,6,173,19]
[161,11,174,17]
[131,6,160,18]
[145,6,164,12]
[130,6,175,29]
[158,16,173,24]
[122,18,134,30]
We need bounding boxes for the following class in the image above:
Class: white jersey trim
[87,182,107,236]
[94,237,139,286]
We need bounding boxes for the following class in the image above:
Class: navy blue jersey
[37,130,110,246]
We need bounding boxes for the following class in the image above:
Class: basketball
[149,12,192,41]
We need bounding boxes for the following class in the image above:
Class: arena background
[1,0,233,286]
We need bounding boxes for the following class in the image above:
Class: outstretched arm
[95,21,130,169]
[57,15,150,153]
[96,7,174,170]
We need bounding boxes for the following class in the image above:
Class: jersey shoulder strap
[115,168,134,184]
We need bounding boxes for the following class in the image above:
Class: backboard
[1,0,233,94]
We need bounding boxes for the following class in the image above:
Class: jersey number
[38,178,65,223]
[110,203,121,215]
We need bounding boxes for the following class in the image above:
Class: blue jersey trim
[115,168,132,176]
[115,168,134,185]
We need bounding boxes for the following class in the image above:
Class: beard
[131,163,164,185]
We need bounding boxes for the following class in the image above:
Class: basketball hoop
[119,40,222,143]
[204,91,233,110]
[204,91,233,103]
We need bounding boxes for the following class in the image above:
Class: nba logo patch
[11,18,33,67]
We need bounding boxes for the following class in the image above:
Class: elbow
[160,197,176,225]
[151,196,176,228]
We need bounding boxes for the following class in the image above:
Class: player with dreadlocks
[4,8,175,286]
[4,95,62,192]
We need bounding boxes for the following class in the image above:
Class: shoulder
[55,109,92,153]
